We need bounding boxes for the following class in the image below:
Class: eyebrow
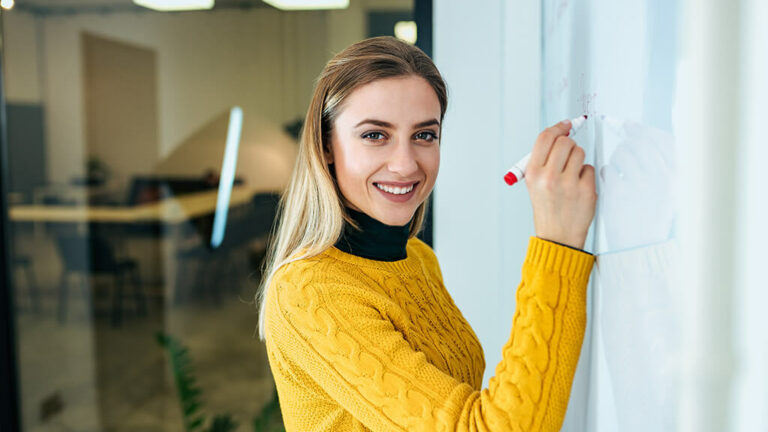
[354,118,440,129]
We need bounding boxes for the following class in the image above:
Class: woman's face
[325,75,441,226]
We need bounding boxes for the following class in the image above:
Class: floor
[14,263,281,432]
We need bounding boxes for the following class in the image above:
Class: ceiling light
[1,0,15,10]
[394,21,417,45]
[133,0,214,11]
[262,0,349,11]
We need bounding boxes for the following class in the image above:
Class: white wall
[676,0,768,430]
[433,0,540,388]
[3,10,41,103]
[434,2,597,430]
[675,0,740,429]
[732,0,768,430]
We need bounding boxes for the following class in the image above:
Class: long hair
[256,36,448,341]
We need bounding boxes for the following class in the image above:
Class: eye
[415,131,439,142]
[362,131,386,141]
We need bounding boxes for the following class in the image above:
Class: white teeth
[376,183,415,195]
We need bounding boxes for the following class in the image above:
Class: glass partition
[1,0,416,430]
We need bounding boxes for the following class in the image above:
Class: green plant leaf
[252,388,282,432]
[188,415,205,431]
[156,331,208,432]
[157,331,286,432]
[207,414,238,432]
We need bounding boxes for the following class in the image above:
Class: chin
[375,207,417,227]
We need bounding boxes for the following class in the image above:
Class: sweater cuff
[541,238,593,256]
[526,236,595,284]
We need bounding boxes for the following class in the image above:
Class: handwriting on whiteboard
[577,73,598,115]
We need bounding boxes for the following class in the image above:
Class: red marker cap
[504,172,518,186]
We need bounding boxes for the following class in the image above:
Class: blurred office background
[0,0,426,430]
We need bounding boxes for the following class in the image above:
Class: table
[8,186,275,310]
[9,186,262,224]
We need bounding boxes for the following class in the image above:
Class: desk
[9,186,262,224]
[8,186,277,309]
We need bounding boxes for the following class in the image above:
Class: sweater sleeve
[265,237,594,432]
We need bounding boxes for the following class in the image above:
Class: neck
[333,207,412,261]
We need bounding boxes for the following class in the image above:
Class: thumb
[548,118,574,137]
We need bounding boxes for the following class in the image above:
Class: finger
[546,136,576,172]
[564,145,586,177]
[529,119,574,167]
[580,164,597,189]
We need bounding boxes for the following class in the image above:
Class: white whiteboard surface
[436,1,768,430]
[542,0,682,430]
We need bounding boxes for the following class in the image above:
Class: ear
[323,145,334,165]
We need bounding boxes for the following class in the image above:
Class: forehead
[335,75,441,126]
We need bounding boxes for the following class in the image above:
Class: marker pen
[503,114,588,186]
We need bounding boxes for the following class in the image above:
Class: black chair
[55,234,146,326]
[210,193,280,299]
[172,193,279,306]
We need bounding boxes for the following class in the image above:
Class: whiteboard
[542,0,682,430]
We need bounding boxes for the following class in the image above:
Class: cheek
[334,145,376,189]
[423,147,441,184]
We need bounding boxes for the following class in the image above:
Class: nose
[387,137,419,177]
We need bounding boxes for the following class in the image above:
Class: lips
[373,181,420,202]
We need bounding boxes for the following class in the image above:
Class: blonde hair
[256,36,448,341]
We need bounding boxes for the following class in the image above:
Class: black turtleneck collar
[333,207,412,261]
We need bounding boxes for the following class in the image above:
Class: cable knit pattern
[264,237,594,431]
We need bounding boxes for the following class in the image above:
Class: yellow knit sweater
[264,236,594,431]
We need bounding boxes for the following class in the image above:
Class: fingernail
[560,119,571,126]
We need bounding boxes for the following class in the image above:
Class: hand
[526,119,597,250]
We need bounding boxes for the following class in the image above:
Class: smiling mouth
[373,182,420,195]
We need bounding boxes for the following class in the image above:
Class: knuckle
[553,137,574,153]
[538,130,555,144]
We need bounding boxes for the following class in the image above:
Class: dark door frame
[0,9,22,432]
[414,0,434,247]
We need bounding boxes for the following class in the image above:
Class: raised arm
[265,237,593,431]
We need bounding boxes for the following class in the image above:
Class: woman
[257,36,596,431]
